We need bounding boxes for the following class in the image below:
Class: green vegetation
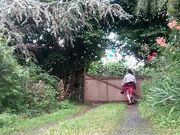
[0,39,59,115]
[139,35,180,134]
[88,61,126,77]
[139,0,179,114]
[0,0,130,99]
[167,0,180,19]
[48,103,126,135]
[138,0,180,131]
[140,49,180,134]
[0,0,179,134]
[140,103,180,135]
[0,102,85,135]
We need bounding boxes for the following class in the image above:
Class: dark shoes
[128,97,137,105]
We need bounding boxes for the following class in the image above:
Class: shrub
[0,113,19,127]
[88,61,126,76]
[0,39,59,116]
[0,39,29,113]
[142,47,180,112]
[59,100,75,109]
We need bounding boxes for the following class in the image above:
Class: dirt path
[15,106,94,135]
[114,104,154,135]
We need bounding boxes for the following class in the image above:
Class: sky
[101,32,144,69]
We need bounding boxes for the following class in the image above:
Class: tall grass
[140,47,180,134]
[142,48,180,110]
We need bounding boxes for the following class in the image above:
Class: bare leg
[126,91,132,104]
[129,91,134,103]
[130,96,134,103]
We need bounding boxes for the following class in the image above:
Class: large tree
[106,0,171,60]
[0,0,131,99]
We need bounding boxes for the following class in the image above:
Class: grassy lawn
[139,102,180,135]
[0,104,85,135]
[47,103,126,135]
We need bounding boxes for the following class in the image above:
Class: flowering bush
[147,19,180,62]
[155,37,167,47]
[147,52,157,61]
[168,19,180,30]
[168,20,180,47]
[167,20,177,29]
[141,16,180,134]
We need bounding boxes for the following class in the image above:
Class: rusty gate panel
[107,79,127,102]
[84,75,108,101]
[84,74,145,102]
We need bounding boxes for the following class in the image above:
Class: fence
[84,74,145,102]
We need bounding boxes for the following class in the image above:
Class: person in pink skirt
[121,69,136,104]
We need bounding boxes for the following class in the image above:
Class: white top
[122,73,136,85]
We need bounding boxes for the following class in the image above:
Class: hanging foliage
[167,0,180,19]
[135,0,168,17]
[0,0,131,47]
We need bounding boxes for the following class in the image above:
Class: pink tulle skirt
[122,82,136,95]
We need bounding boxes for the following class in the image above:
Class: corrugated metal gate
[84,74,145,102]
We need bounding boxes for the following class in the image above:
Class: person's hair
[127,69,134,75]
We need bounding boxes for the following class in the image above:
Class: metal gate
[84,73,145,102]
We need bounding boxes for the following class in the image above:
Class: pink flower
[151,52,157,57]
[147,52,157,61]
[156,37,167,47]
[168,20,177,29]
[175,25,180,30]
[147,55,155,61]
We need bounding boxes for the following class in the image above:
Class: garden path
[113,104,154,135]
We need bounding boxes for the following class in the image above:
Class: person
[121,69,136,104]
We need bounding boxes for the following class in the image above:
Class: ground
[113,104,154,135]
[15,103,154,135]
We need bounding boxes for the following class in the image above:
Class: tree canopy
[0,0,130,47]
